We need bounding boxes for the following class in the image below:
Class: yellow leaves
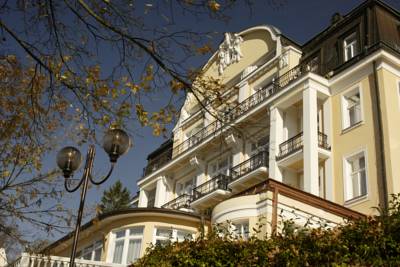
[208,1,220,12]
[152,123,162,136]
[111,88,118,99]
[126,82,140,94]
[136,104,149,126]
[95,85,109,97]
[95,204,103,216]
[6,54,17,63]
[102,114,111,124]
[56,203,63,211]
[197,44,213,55]
[170,79,185,94]
[62,55,71,62]
[30,189,38,200]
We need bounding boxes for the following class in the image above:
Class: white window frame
[76,240,103,261]
[153,227,194,246]
[186,123,203,147]
[231,220,250,240]
[343,32,358,61]
[341,85,364,131]
[250,135,269,155]
[176,176,196,196]
[107,226,144,264]
[208,154,232,178]
[342,149,369,203]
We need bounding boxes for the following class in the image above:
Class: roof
[146,139,173,160]
[43,207,208,253]
[301,0,400,48]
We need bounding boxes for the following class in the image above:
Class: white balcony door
[209,155,232,178]
[177,177,196,196]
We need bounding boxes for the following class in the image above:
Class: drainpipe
[372,60,388,213]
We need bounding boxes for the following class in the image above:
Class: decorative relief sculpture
[217,32,243,75]
[279,51,289,69]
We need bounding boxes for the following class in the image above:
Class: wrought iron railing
[277,131,330,160]
[277,132,304,160]
[318,132,330,150]
[143,150,172,176]
[172,119,223,157]
[192,174,231,201]
[141,62,319,178]
[273,60,317,90]
[9,253,126,267]
[230,150,269,182]
[161,194,192,210]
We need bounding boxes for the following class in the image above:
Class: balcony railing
[277,132,304,160]
[230,150,269,182]
[318,132,330,150]
[143,151,172,177]
[161,194,192,210]
[273,61,317,90]
[9,253,126,267]
[141,62,318,178]
[192,174,231,201]
[277,132,330,160]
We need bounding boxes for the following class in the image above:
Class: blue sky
[8,0,400,243]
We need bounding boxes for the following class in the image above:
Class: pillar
[269,107,283,182]
[303,87,319,195]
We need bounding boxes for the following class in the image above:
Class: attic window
[343,32,358,61]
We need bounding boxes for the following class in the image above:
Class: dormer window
[343,32,358,61]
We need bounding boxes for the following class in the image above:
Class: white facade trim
[302,86,319,196]
[342,147,369,203]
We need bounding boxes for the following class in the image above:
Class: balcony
[277,132,330,161]
[141,62,318,179]
[162,194,193,210]
[190,174,231,209]
[229,150,269,193]
[9,253,126,267]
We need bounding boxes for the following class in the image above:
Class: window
[110,227,143,264]
[250,136,269,155]
[186,124,203,147]
[342,87,362,129]
[344,151,367,201]
[343,32,358,61]
[176,177,196,196]
[209,155,232,177]
[232,221,249,240]
[154,228,194,246]
[76,240,102,261]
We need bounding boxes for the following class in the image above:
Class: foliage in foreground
[134,195,400,267]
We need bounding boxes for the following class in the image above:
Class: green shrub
[133,195,400,266]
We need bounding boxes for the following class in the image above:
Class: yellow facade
[15,2,400,266]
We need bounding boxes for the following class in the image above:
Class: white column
[269,107,283,182]
[138,189,148,208]
[323,98,334,201]
[238,81,249,103]
[303,87,319,195]
[0,248,7,267]
[154,177,167,208]
[18,253,30,267]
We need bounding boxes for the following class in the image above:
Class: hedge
[133,194,400,266]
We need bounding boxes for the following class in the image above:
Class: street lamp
[56,129,131,267]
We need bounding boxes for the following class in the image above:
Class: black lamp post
[56,129,131,267]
